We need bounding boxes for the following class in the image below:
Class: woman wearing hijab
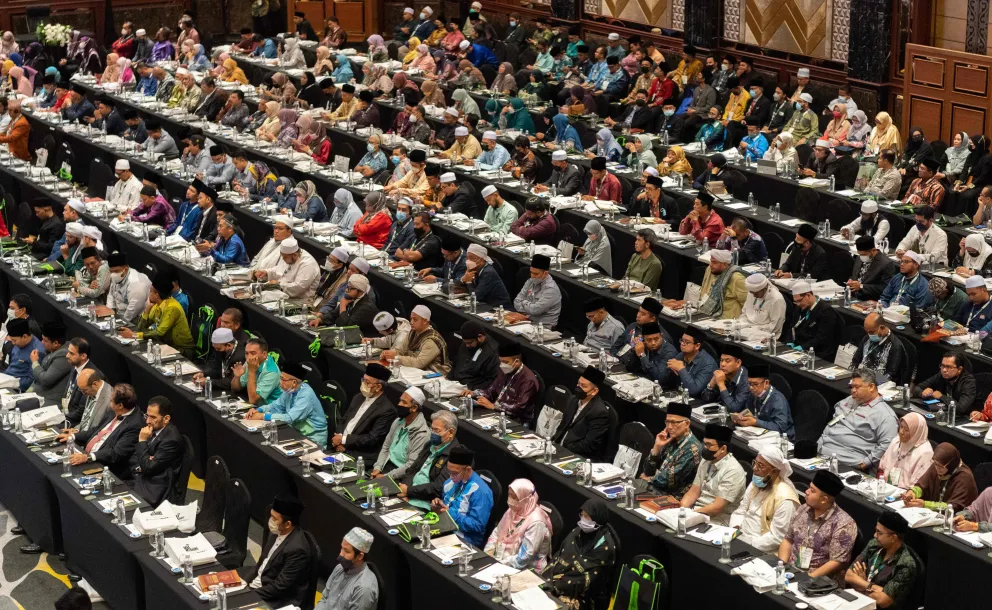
[548,113,583,152]
[329,188,363,237]
[7,67,32,97]
[284,180,328,222]
[275,108,300,146]
[255,101,282,141]
[150,28,175,62]
[265,72,297,102]
[221,58,249,85]
[7,52,21,67]
[117,57,134,85]
[954,486,992,532]
[954,134,992,194]
[367,64,394,96]
[452,88,480,118]
[575,220,612,276]
[929,276,969,320]
[547,500,616,610]
[401,37,422,66]
[877,413,934,488]
[902,442,977,512]
[762,132,798,175]
[451,59,484,88]
[420,79,446,107]
[586,128,622,162]
[659,144,694,180]
[101,52,121,83]
[623,134,658,170]
[244,100,269,134]
[502,98,536,134]
[0,32,18,59]
[68,32,103,75]
[331,53,354,83]
[190,44,211,71]
[391,72,421,105]
[484,479,553,571]
[729,447,799,552]
[314,46,334,76]
[408,43,436,76]
[940,132,971,183]
[353,192,393,249]
[280,36,306,69]
[490,62,517,95]
[952,233,992,277]
[823,103,851,147]
[868,111,902,156]
[566,85,595,117]
[210,51,230,77]
[248,161,279,200]
[899,126,933,171]
[366,34,389,62]
[295,117,331,165]
[521,69,549,101]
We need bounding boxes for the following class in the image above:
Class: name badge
[471,349,481,362]
[617,344,631,357]
[797,546,812,570]
[827,412,846,427]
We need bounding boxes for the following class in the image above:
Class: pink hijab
[878,412,933,487]
[490,479,551,550]
[8,66,32,96]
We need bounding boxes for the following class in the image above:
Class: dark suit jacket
[240,527,314,608]
[130,423,185,506]
[323,293,379,336]
[65,362,98,426]
[544,164,584,197]
[404,440,461,502]
[743,95,772,126]
[74,408,144,480]
[340,394,395,460]
[850,254,896,301]
[194,90,228,122]
[803,153,839,179]
[442,183,478,218]
[553,395,611,462]
[196,206,219,242]
[792,299,841,360]
[617,105,655,132]
[201,340,247,389]
[782,242,831,281]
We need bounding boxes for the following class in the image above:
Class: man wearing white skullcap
[605,32,624,59]
[953,274,991,333]
[367,310,412,350]
[840,198,891,242]
[729,446,799,551]
[480,184,519,234]
[107,158,143,209]
[878,250,933,309]
[791,278,841,359]
[382,305,450,373]
[317,271,378,335]
[255,236,322,301]
[50,222,86,272]
[738,273,787,338]
[789,68,811,105]
[105,251,151,325]
[250,215,296,271]
[536,148,584,196]
[462,242,511,307]
[197,326,245,389]
[316,526,378,610]
[472,130,511,171]
[783,87,819,144]
[371,383,429,480]
[800,137,838,179]
[697,247,748,319]
[438,123,481,164]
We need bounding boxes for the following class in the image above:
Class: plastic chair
[603,402,620,462]
[317,380,347,434]
[769,373,792,403]
[476,469,503,536]
[539,500,565,553]
[616,421,654,475]
[367,561,388,610]
[762,231,785,269]
[194,455,229,534]
[169,435,195,505]
[792,389,832,443]
[217,478,251,569]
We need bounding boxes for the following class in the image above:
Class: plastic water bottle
[676,507,687,538]
[181,554,194,584]
[747,192,755,213]
[773,202,781,221]
[719,530,733,563]
[496,410,507,438]
[806,347,815,371]
[902,384,910,407]
[936,402,947,426]
[774,560,786,594]
[113,497,126,525]
[470,292,477,314]
[944,504,955,534]
[598,348,608,372]
[829,175,836,191]
[718,405,728,425]
[62,450,72,478]
[536,322,545,344]
[948,400,957,428]
[843,286,851,307]
[829,453,839,474]
[419,520,432,550]
[356,456,365,479]
[13,408,21,433]
[102,467,113,495]
[528,241,536,259]
[769,332,777,356]
[203,377,212,401]
[583,459,593,487]
[779,432,789,458]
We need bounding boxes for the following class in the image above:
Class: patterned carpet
[0,473,267,609]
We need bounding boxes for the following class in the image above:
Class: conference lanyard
[494,366,521,409]
[967,300,991,326]
[895,274,919,302]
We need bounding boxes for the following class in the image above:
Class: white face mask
[122,29,129,36]
[859,254,871,263]
[360,382,376,398]
[267,517,281,535]
[110,272,124,284]
[6,308,15,320]
[499,362,515,374]
[408,114,418,123]
[577,517,598,533]
[466,260,478,270]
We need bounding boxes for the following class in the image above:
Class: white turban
[860,201,878,214]
[745,273,768,292]
[481,185,498,197]
[404,386,426,406]
[373,311,395,331]
[756,447,795,491]
[65,222,84,237]
[279,237,300,254]
[411,304,432,321]
[211,328,235,344]
[466,243,488,259]
[902,251,922,265]
[710,249,732,263]
[348,274,370,292]
[82,226,102,240]
[67,199,86,213]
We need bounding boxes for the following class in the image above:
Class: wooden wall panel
[903,44,992,143]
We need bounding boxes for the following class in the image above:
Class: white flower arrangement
[35,22,73,47]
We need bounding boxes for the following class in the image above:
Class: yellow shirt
[701,267,748,319]
[327,97,358,121]
[439,135,481,163]
[393,168,429,198]
[722,89,751,122]
[670,58,703,91]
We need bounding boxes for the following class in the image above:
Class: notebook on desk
[755,159,777,175]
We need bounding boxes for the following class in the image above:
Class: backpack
[190,304,216,360]
[611,556,668,610]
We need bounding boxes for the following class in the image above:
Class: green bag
[611,556,668,610]
[190,304,217,360]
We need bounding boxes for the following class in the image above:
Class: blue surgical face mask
[749,88,758,98]
[752,474,769,489]
[396,210,408,222]
[419,12,427,19]
[794,102,802,110]
[367,144,375,153]
[509,20,516,26]
[663,109,674,117]
[391,155,400,165]
[868,333,882,343]
[430,432,443,445]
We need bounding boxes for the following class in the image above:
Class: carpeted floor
[0,473,268,609]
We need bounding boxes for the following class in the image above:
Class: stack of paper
[688,524,737,545]
[731,558,776,593]
[508,438,546,459]
[895,506,944,528]
[655,508,709,530]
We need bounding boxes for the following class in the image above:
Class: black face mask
[636,99,646,107]
[640,66,650,73]
[572,386,586,399]
[414,227,426,239]
[701,448,718,461]
[337,555,355,571]
[394,404,411,418]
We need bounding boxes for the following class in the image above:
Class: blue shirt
[172,289,189,317]
[8,337,44,392]
[260,383,328,449]
[466,44,497,68]
[676,349,718,398]
[477,143,511,171]
[586,61,608,88]
[357,151,388,174]
[47,234,67,262]
[209,234,250,266]
[879,273,933,308]
[740,133,769,161]
[253,39,277,58]
[700,367,750,413]
[750,387,795,440]
[956,299,992,332]
[170,200,203,241]
[442,471,494,547]
[136,76,158,97]
[383,219,415,256]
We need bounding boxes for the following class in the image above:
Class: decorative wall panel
[593,0,672,31]
[672,0,684,30]
[722,0,850,61]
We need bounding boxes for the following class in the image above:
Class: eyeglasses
[665,418,687,426]
[679,338,695,345]
[939,364,960,370]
